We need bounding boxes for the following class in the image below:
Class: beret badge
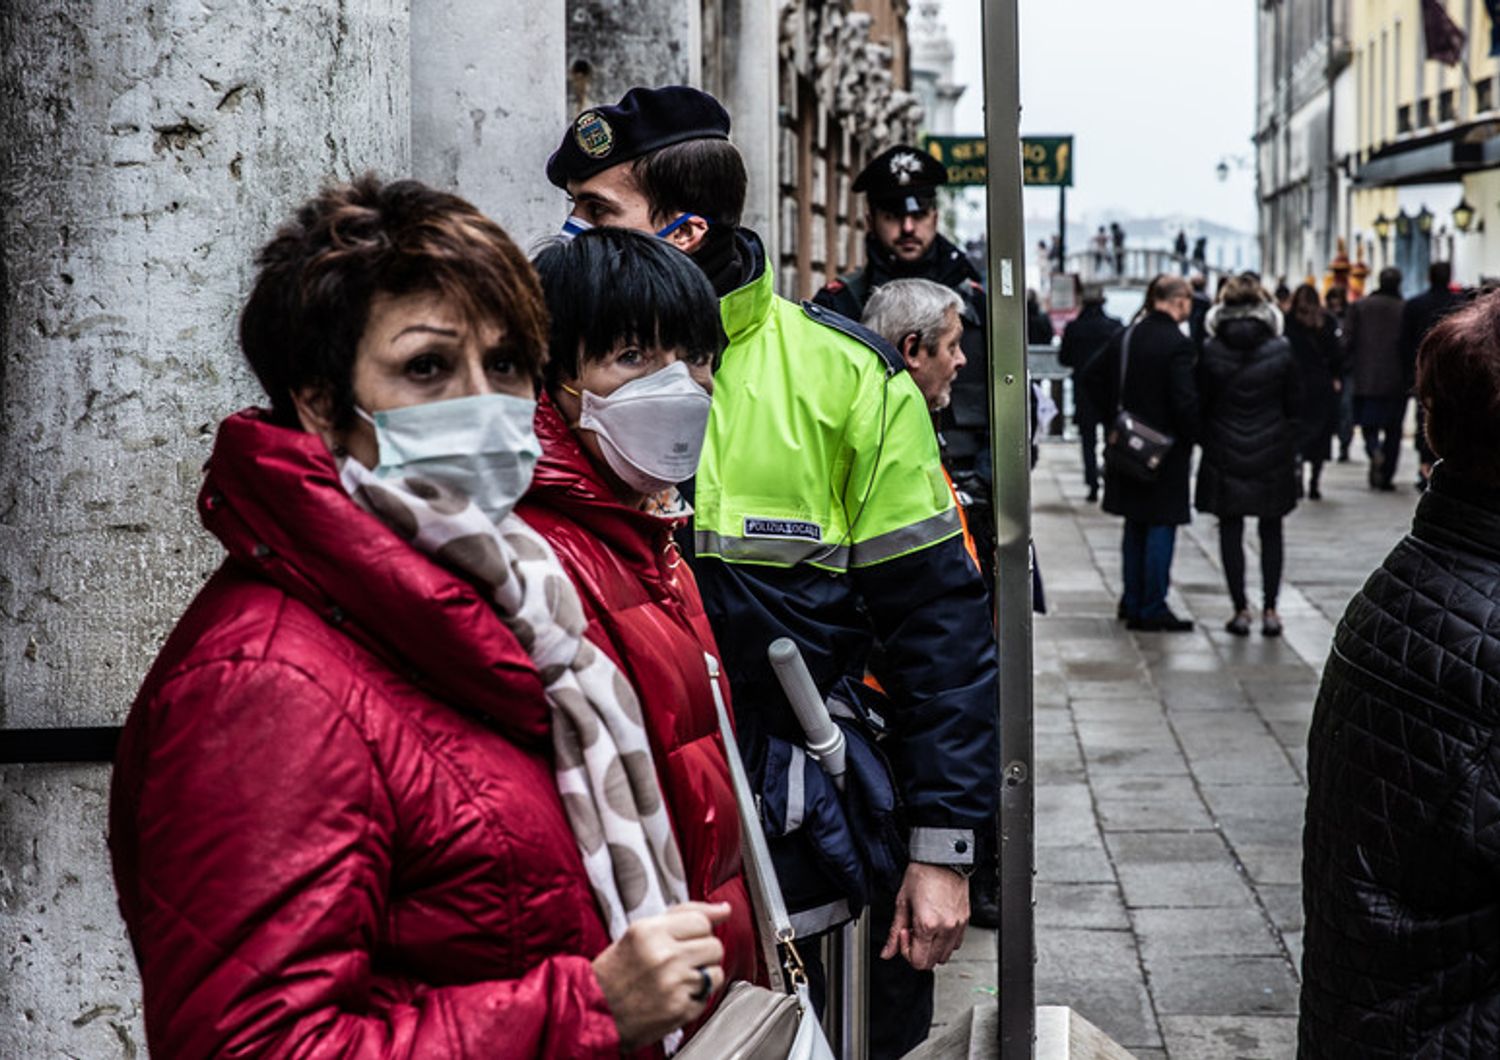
[574,111,614,159]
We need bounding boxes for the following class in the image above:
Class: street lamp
[1395,209,1413,238]
[1216,160,1229,182]
[1417,206,1434,234]
[1453,199,1476,232]
[1373,212,1392,240]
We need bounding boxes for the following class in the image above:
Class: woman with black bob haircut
[110,176,744,1058]
[520,227,760,1014]
[1301,291,1500,1056]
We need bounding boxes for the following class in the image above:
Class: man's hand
[879,861,970,972]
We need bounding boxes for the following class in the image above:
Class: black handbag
[1103,324,1175,483]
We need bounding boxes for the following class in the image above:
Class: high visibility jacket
[692,233,998,933]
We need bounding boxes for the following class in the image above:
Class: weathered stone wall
[412,0,567,249]
[0,1,410,1053]
[566,0,700,114]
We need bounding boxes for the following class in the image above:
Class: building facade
[1260,0,1500,292]
[1257,0,1349,287]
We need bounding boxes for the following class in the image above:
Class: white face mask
[577,361,713,495]
[357,392,540,524]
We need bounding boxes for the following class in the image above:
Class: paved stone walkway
[1019,439,1421,1059]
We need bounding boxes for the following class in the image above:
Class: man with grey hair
[863,278,967,412]
[863,277,1001,940]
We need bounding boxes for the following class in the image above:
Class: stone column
[0,3,409,1055]
[566,0,702,114]
[723,0,781,264]
[411,0,568,250]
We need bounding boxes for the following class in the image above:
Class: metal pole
[980,2,1035,1059]
[840,916,869,1060]
[1058,186,1067,269]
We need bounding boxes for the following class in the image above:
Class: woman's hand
[592,901,731,1050]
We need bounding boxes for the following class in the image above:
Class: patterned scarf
[339,459,690,940]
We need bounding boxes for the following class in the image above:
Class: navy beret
[546,85,732,189]
[853,145,949,211]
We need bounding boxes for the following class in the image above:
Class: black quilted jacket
[1301,465,1500,1058]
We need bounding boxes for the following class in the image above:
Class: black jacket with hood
[1194,301,1302,520]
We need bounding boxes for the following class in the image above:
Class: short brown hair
[239,175,548,429]
[632,138,747,228]
[1219,273,1269,308]
[1417,291,1500,484]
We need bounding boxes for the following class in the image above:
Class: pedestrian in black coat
[1080,275,1200,632]
[1059,288,1123,501]
[1301,293,1500,1059]
[1195,276,1302,637]
[1285,284,1343,500]
[1400,261,1466,487]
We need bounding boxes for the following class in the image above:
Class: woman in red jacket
[524,228,757,997]
[108,177,736,1058]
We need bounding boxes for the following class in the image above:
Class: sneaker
[1225,609,1252,637]
[1128,611,1195,633]
[1262,609,1283,637]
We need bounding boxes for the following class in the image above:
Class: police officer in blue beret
[547,88,998,1060]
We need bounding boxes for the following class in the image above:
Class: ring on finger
[691,965,712,1003]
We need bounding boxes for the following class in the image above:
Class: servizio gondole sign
[923,135,1073,188]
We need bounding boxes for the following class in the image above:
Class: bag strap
[705,653,805,995]
[1116,324,1137,414]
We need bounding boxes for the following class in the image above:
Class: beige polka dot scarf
[339,459,691,938]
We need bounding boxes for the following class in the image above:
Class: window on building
[1440,88,1456,122]
[1478,78,1495,114]
[1398,104,1413,133]
[1418,97,1432,127]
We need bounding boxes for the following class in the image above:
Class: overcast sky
[935,0,1259,233]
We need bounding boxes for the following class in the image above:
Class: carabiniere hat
[853,144,949,215]
[546,85,732,189]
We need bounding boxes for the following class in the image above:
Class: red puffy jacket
[517,398,758,993]
[109,411,626,1058]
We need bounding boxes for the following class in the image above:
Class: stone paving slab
[1023,442,1418,1057]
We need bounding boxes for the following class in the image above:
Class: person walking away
[549,88,998,1059]
[1344,266,1407,490]
[1191,236,1208,273]
[1111,221,1126,276]
[1173,229,1188,273]
[1301,292,1500,1057]
[109,177,738,1058]
[1027,288,1055,345]
[1188,273,1212,349]
[1285,284,1343,501]
[1324,284,1354,461]
[1080,275,1201,632]
[1399,261,1465,490]
[1196,275,1302,637]
[1092,225,1109,275]
[1059,284,1123,502]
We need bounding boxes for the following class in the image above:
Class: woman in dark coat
[1195,274,1301,636]
[1284,284,1343,500]
[1300,292,1500,1059]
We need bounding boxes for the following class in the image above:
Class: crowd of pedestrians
[1061,259,1472,638]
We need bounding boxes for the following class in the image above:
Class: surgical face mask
[357,393,540,524]
[576,361,712,495]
